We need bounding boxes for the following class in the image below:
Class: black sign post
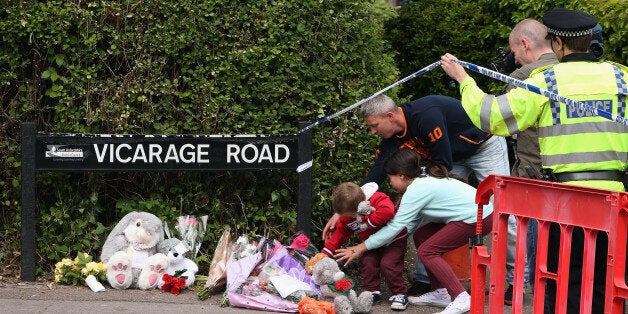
[20,122,313,281]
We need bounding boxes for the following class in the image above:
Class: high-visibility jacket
[458,57,628,192]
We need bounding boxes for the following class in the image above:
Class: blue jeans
[413,136,529,286]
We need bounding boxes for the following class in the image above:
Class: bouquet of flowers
[198,227,233,300]
[165,215,208,259]
[161,270,188,295]
[54,252,106,286]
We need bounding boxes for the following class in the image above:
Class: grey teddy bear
[100,211,169,290]
[311,256,373,314]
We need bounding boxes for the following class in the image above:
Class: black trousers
[544,223,608,314]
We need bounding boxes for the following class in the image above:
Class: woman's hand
[334,242,367,267]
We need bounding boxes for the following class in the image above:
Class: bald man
[504,19,559,304]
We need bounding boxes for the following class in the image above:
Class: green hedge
[0,0,398,275]
[385,0,627,99]
[2,0,625,277]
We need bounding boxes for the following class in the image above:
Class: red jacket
[322,191,407,257]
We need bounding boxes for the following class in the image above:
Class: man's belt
[555,170,625,183]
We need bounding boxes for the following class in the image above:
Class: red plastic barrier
[471,175,628,313]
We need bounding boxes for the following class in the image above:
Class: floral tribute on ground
[196,229,371,313]
[54,252,106,286]
[164,215,208,259]
[160,270,188,295]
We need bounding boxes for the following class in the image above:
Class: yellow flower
[55,253,106,286]
[86,262,96,272]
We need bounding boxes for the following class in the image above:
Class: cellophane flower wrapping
[224,234,320,312]
[200,227,233,297]
[165,215,208,259]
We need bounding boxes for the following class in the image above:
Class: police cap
[542,8,598,37]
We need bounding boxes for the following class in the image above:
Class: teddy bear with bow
[100,211,170,290]
[157,238,199,289]
[309,255,373,314]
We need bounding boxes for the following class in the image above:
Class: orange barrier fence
[471,175,627,313]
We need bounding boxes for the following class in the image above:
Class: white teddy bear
[157,238,199,289]
[99,211,169,290]
[356,182,379,232]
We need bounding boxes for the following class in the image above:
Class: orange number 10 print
[428,126,443,142]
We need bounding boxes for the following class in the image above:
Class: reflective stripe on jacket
[458,61,628,191]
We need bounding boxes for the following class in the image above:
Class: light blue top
[364,176,493,250]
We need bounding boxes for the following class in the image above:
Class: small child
[322,181,409,311]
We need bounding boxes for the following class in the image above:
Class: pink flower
[291,234,310,250]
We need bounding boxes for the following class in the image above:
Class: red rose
[335,279,352,291]
[161,274,174,292]
[171,285,181,295]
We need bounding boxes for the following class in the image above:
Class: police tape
[452,58,628,127]
[298,61,442,134]
[298,58,627,133]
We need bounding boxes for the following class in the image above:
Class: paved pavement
[0,279,535,314]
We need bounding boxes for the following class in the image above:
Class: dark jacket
[362,95,491,185]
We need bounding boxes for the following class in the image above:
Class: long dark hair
[383,148,464,181]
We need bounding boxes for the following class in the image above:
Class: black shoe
[406,281,431,296]
[372,291,382,304]
[504,284,513,305]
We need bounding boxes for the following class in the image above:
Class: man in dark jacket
[323,94,510,302]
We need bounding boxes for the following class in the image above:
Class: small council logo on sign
[45,145,84,158]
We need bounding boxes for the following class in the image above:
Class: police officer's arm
[440,53,469,84]
[441,53,544,136]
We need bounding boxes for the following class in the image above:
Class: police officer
[440,7,628,313]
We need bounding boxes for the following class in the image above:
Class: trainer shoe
[371,291,382,304]
[406,280,431,296]
[408,288,451,307]
[389,294,409,311]
[435,291,471,314]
